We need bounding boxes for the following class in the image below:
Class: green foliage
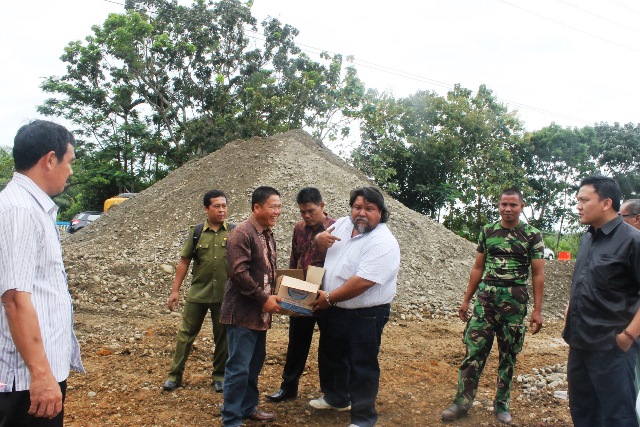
[354,84,527,240]
[37,0,365,215]
[593,122,640,198]
[521,124,597,231]
[543,232,582,259]
[353,89,460,219]
[0,147,14,190]
[441,85,527,239]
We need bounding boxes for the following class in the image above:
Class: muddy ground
[64,315,571,427]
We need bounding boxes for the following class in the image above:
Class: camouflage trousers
[453,283,528,413]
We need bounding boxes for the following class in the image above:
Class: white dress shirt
[0,173,84,392]
[322,216,400,309]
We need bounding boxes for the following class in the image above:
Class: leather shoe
[162,379,181,391]
[245,410,276,422]
[266,388,297,402]
[213,381,223,393]
[441,403,468,421]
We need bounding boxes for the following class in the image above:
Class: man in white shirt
[0,120,84,426]
[311,186,400,427]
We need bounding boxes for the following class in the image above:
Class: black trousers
[280,315,317,393]
[568,346,638,427]
[0,380,67,427]
[318,305,390,427]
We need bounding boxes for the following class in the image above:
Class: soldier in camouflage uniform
[441,188,545,425]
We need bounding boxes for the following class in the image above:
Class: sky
[2,0,639,153]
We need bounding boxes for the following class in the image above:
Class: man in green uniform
[441,188,545,425]
[162,190,232,393]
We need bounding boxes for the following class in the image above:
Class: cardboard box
[275,266,325,316]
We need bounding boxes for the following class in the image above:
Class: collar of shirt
[12,172,58,220]
[588,215,623,237]
[204,219,230,232]
[305,213,334,233]
[249,213,272,236]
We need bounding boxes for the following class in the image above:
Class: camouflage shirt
[477,220,544,286]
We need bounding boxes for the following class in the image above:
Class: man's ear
[37,151,57,170]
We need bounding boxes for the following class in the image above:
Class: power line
[607,0,640,16]
[245,30,591,125]
[496,0,640,54]
[557,0,640,35]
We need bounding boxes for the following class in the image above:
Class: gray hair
[622,199,640,215]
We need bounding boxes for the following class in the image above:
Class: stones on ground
[519,363,568,398]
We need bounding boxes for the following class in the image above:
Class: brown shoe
[441,403,468,421]
[245,410,276,422]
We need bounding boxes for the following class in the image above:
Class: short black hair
[203,190,227,207]
[349,186,390,223]
[580,175,622,212]
[296,187,323,205]
[623,199,640,215]
[13,120,75,172]
[251,186,280,211]
[500,187,523,202]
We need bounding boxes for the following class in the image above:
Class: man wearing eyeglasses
[621,199,640,230]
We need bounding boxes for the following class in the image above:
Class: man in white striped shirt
[0,120,84,427]
[311,187,400,427]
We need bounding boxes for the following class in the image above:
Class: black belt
[482,279,522,287]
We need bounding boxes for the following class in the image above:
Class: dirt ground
[64,314,571,427]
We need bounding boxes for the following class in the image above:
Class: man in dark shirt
[563,175,640,427]
[220,186,282,427]
[267,187,337,402]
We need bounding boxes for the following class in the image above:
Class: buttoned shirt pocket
[592,254,629,292]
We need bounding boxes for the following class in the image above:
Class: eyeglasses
[621,214,638,218]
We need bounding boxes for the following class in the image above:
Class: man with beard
[311,186,400,427]
[441,188,545,425]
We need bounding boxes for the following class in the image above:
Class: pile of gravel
[517,363,568,398]
[62,130,574,333]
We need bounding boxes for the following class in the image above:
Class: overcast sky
[2,0,639,153]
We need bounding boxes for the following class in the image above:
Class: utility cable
[496,0,640,53]
[557,0,640,35]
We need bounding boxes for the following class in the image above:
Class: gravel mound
[62,130,574,331]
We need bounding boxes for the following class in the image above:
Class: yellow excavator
[104,192,137,212]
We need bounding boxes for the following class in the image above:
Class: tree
[0,147,13,190]
[353,84,527,239]
[440,85,527,239]
[38,0,365,213]
[520,124,596,233]
[353,89,458,219]
[593,122,640,198]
